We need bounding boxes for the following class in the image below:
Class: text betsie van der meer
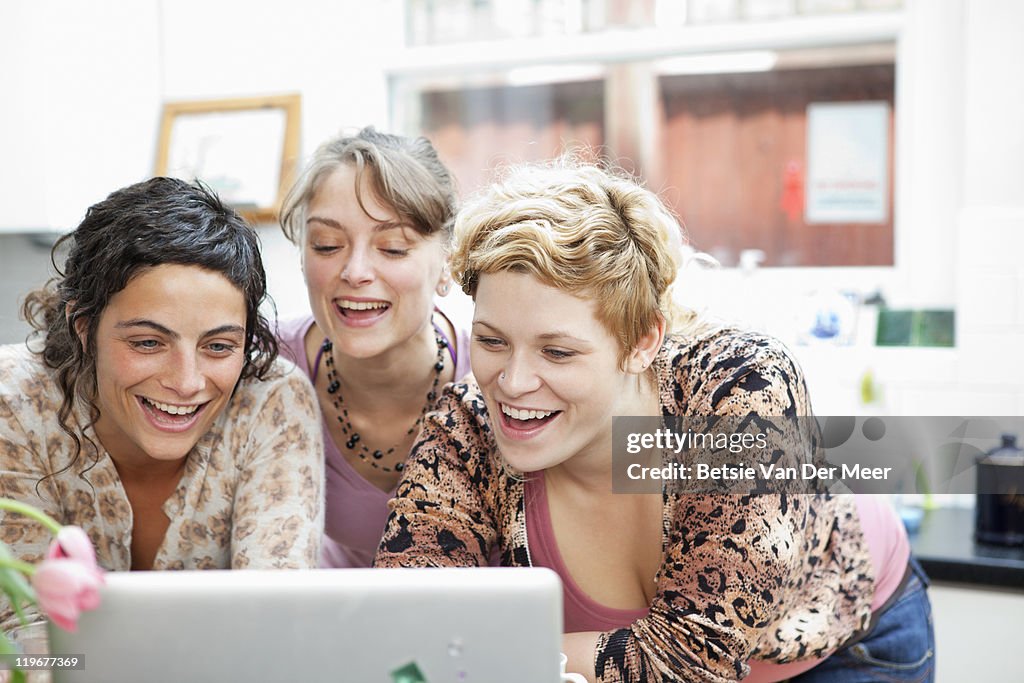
[623,428,892,482]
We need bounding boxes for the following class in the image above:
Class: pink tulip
[46,526,99,567]
[31,526,104,632]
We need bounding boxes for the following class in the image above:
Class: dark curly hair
[22,176,278,473]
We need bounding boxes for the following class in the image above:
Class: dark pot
[975,434,1024,546]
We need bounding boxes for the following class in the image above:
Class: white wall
[156,0,402,155]
[955,0,1024,395]
[0,1,161,231]
[0,0,1022,416]
[0,0,405,333]
[153,0,403,321]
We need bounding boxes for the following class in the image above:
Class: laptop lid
[48,567,563,683]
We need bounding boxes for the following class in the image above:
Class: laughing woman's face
[300,163,448,364]
[90,263,247,469]
[470,270,642,474]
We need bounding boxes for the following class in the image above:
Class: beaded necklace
[321,330,447,473]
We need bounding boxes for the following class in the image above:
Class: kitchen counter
[909,506,1024,590]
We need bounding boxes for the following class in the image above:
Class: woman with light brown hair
[375,161,933,682]
[278,127,472,568]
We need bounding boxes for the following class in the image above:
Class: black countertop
[909,506,1024,590]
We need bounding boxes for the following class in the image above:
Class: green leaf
[0,546,37,625]
[0,500,62,536]
[0,633,28,683]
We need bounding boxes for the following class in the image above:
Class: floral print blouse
[375,329,875,682]
[0,344,324,642]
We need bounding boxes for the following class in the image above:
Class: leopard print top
[376,329,873,682]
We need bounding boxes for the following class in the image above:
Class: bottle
[975,434,1024,546]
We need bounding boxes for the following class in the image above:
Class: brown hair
[280,126,457,244]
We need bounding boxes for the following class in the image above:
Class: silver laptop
[49,567,563,683]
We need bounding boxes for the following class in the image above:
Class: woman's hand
[562,632,600,683]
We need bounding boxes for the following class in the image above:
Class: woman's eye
[544,348,576,360]
[378,241,412,257]
[129,339,161,351]
[474,335,505,349]
[206,342,237,355]
[311,244,339,254]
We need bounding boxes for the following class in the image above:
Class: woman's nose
[161,351,206,397]
[340,244,375,286]
[496,354,542,396]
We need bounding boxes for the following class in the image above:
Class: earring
[500,372,506,381]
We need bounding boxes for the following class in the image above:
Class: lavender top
[277,299,472,567]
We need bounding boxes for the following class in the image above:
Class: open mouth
[498,403,561,435]
[334,299,391,325]
[138,396,207,431]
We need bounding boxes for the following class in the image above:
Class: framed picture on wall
[154,94,301,224]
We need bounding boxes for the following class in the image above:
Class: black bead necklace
[321,330,447,473]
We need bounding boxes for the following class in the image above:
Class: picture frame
[154,94,301,224]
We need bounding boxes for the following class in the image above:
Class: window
[660,62,895,266]
[391,0,902,266]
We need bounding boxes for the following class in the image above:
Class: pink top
[277,300,472,568]
[525,473,910,682]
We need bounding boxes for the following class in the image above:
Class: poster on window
[805,101,889,223]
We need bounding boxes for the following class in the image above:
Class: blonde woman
[278,127,471,568]
[375,162,933,682]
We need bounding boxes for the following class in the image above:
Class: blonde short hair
[451,161,692,367]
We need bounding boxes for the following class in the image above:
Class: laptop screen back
[48,567,563,683]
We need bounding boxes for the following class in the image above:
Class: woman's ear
[435,263,453,297]
[298,227,310,273]
[626,316,666,374]
[67,303,88,348]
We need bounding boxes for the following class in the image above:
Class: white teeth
[338,300,388,311]
[145,398,199,416]
[501,404,555,421]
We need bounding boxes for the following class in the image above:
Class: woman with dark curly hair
[0,177,324,650]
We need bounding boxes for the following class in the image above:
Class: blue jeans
[790,556,935,683]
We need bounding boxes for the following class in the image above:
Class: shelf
[385,10,903,77]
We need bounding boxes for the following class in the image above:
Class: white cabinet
[929,582,1024,682]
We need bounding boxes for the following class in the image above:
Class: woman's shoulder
[275,315,316,371]
[224,356,319,423]
[393,375,513,555]
[662,327,796,367]
[205,356,322,472]
[434,295,474,381]
[414,376,507,486]
[426,376,493,441]
[0,344,57,410]
[0,343,43,379]
[659,328,809,415]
